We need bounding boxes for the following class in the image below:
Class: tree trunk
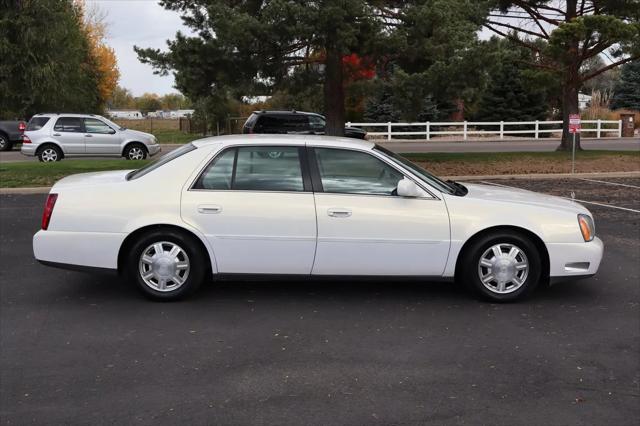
[323,46,345,137]
[559,0,581,151]
[559,80,581,151]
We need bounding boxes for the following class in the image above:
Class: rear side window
[255,114,309,133]
[193,146,306,192]
[54,117,84,133]
[26,117,50,131]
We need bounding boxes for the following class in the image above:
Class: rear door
[52,117,85,154]
[181,145,317,274]
[309,147,450,276]
[84,118,121,154]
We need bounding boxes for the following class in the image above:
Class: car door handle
[84,134,93,137]
[327,208,352,218]
[53,133,61,136]
[197,205,222,214]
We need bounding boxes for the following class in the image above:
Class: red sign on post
[569,114,581,133]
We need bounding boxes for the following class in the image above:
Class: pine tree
[418,96,440,122]
[611,61,640,110]
[476,56,547,124]
[363,85,400,122]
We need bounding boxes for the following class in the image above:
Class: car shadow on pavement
[51,269,600,306]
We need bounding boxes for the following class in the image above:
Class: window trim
[190,144,312,193]
[308,146,438,199]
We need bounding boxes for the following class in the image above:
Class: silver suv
[21,113,161,162]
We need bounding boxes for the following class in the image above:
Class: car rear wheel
[124,143,147,160]
[37,145,62,162]
[126,230,206,301]
[461,232,541,302]
[0,134,11,151]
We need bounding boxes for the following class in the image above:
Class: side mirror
[396,177,422,197]
[109,129,116,134]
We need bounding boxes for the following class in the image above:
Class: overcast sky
[87,0,188,96]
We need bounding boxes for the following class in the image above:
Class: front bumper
[147,144,162,156]
[546,236,604,279]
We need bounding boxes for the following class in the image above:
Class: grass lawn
[0,151,638,188]
[153,129,199,144]
[0,160,147,188]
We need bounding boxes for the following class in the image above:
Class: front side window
[53,117,84,133]
[314,148,404,196]
[84,118,114,134]
[194,146,305,192]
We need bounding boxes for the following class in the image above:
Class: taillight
[22,134,31,143]
[42,193,58,230]
[18,122,26,133]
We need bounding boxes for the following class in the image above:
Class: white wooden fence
[345,120,623,140]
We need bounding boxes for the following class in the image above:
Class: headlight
[578,214,595,242]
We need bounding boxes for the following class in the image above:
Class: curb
[2,171,638,195]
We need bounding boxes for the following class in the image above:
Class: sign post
[569,114,581,174]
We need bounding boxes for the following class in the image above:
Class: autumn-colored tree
[78,1,120,109]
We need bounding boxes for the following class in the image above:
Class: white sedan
[33,135,603,302]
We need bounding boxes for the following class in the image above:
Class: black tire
[125,229,206,301]
[37,144,63,162]
[460,231,542,302]
[0,134,11,151]
[123,143,147,160]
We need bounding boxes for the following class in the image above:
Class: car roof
[251,110,321,116]
[33,113,104,118]
[191,134,374,150]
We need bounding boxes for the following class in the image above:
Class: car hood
[52,170,132,190]
[124,129,154,140]
[462,183,589,214]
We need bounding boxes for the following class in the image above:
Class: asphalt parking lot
[1,178,638,425]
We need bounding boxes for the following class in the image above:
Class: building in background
[106,110,144,119]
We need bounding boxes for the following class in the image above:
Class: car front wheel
[461,232,542,302]
[124,143,147,160]
[126,230,206,300]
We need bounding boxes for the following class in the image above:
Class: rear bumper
[547,236,604,279]
[21,144,36,156]
[33,230,126,270]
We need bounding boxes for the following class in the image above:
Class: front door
[84,118,121,154]
[310,147,450,276]
[181,145,317,274]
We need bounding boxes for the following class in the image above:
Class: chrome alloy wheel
[128,146,145,160]
[41,148,58,162]
[138,241,190,292]
[477,243,529,294]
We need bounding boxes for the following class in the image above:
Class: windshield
[101,116,125,131]
[127,143,197,180]
[374,145,456,195]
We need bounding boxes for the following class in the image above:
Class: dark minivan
[242,110,366,139]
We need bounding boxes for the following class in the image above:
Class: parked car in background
[21,113,161,162]
[0,120,26,151]
[33,135,602,302]
[243,110,367,139]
